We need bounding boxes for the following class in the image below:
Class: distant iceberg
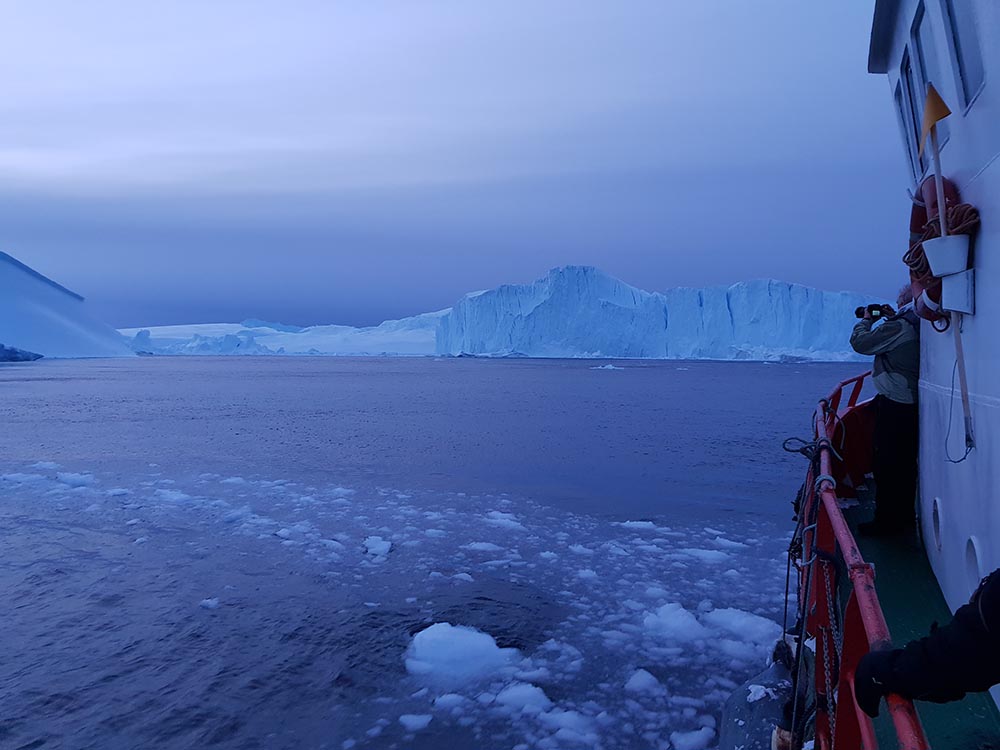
[0,252,133,359]
[122,266,872,361]
[437,266,871,361]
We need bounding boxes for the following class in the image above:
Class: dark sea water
[0,357,862,750]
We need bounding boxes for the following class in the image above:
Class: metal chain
[822,562,838,748]
[823,561,844,664]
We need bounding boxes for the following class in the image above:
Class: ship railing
[798,372,929,750]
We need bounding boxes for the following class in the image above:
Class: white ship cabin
[869,0,1000,697]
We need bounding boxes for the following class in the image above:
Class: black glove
[854,649,896,718]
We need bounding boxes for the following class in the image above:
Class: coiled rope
[903,203,981,285]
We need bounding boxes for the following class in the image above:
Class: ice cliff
[125,267,871,361]
[0,252,133,359]
[436,266,871,361]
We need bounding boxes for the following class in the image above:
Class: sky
[0,1,912,328]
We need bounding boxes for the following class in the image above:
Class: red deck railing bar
[799,372,929,750]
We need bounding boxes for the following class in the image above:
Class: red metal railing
[799,372,929,750]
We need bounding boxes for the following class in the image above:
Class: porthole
[931,497,943,551]
[965,537,983,596]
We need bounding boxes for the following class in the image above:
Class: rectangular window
[943,0,985,106]
[895,80,920,180]
[913,3,949,142]
[901,51,928,175]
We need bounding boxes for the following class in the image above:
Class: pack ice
[125,266,872,361]
[0,252,133,359]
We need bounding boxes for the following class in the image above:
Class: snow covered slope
[437,267,872,361]
[121,310,447,356]
[0,252,133,359]
[124,267,872,361]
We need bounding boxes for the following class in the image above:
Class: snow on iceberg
[437,266,873,361]
[0,252,133,359]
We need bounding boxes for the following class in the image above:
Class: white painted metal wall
[873,0,999,618]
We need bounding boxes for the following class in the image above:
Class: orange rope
[903,203,980,285]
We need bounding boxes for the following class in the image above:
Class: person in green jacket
[849,287,920,536]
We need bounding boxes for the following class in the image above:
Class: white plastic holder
[942,269,975,314]
[922,234,970,277]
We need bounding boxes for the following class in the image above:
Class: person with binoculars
[849,286,920,536]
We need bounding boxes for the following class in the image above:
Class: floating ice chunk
[1,472,46,483]
[223,506,252,523]
[701,608,781,646]
[643,603,710,641]
[405,623,520,687]
[364,536,392,556]
[624,668,665,695]
[590,364,624,370]
[747,684,777,703]
[568,544,593,555]
[539,551,558,560]
[221,476,247,485]
[133,537,148,545]
[452,573,474,582]
[712,536,749,550]
[31,461,61,470]
[678,548,729,564]
[156,489,192,502]
[617,520,659,530]
[425,529,446,538]
[56,472,95,487]
[398,714,432,731]
[485,510,527,531]
[462,542,504,552]
[199,598,220,609]
[538,708,595,735]
[670,727,715,750]
[106,488,130,497]
[495,683,552,714]
[275,528,292,539]
[577,569,598,580]
[433,693,466,709]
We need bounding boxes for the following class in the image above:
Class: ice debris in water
[363,536,391,557]
[624,668,665,695]
[404,623,520,688]
[643,603,710,641]
[398,714,432,731]
[56,472,96,487]
[747,684,777,703]
[670,726,716,750]
[495,683,552,714]
[199,598,220,610]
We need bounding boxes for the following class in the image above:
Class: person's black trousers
[872,394,919,529]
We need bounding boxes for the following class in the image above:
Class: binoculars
[855,304,890,319]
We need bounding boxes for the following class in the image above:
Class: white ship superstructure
[869,0,998,626]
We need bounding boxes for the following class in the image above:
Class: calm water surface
[0,357,861,749]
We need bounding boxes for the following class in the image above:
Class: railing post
[835,592,878,750]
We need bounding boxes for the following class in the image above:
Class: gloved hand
[854,649,896,718]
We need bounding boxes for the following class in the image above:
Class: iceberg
[121,310,448,357]
[0,252,133,359]
[437,266,872,361]
[123,266,872,361]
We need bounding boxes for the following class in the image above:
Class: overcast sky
[0,1,910,327]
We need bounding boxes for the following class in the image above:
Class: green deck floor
[843,488,1000,748]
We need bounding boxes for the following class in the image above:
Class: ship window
[943,0,985,107]
[894,80,921,180]
[912,3,949,143]
[901,51,928,175]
